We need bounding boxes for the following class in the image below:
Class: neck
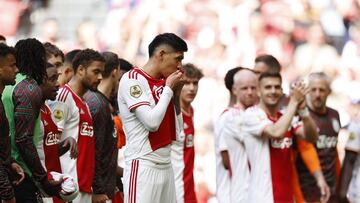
[180,100,191,114]
[259,100,278,117]
[228,95,237,107]
[97,78,112,99]
[142,60,162,79]
[68,76,87,98]
[309,104,326,114]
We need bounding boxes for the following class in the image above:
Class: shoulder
[327,107,340,118]
[14,78,42,97]
[56,86,74,104]
[84,91,107,110]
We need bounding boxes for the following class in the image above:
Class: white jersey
[242,105,273,203]
[221,107,250,203]
[48,84,95,194]
[214,109,231,203]
[118,68,175,165]
[346,120,360,203]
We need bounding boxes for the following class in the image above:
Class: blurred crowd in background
[1,0,360,202]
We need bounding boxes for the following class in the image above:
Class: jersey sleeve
[346,122,360,153]
[243,106,272,137]
[48,100,72,132]
[222,110,245,142]
[119,77,150,112]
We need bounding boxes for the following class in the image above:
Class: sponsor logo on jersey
[45,132,60,146]
[271,137,293,149]
[186,134,194,148]
[184,123,189,130]
[53,109,64,122]
[316,134,337,149]
[80,122,94,137]
[80,108,85,114]
[130,85,142,98]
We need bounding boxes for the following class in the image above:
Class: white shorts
[124,159,176,203]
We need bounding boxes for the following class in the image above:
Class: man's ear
[77,65,84,77]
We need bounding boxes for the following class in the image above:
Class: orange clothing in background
[114,115,126,149]
[293,138,322,203]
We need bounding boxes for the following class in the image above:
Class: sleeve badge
[130,85,142,98]
[53,109,64,122]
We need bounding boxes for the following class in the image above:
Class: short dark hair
[148,33,188,57]
[101,52,120,78]
[259,72,282,83]
[0,35,6,42]
[183,63,203,79]
[0,43,15,59]
[64,49,81,66]
[72,49,105,72]
[255,54,281,73]
[224,67,243,92]
[43,42,64,62]
[15,38,47,84]
[119,58,133,72]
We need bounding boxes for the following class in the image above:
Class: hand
[165,70,184,90]
[316,177,330,203]
[2,197,16,203]
[92,194,109,203]
[289,82,307,105]
[10,162,24,186]
[41,178,63,197]
[63,137,78,159]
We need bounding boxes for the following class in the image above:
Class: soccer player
[214,67,242,203]
[296,72,341,202]
[118,33,187,203]
[0,43,24,203]
[37,62,78,203]
[49,49,105,203]
[254,54,329,202]
[221,68,258,203]
[339,102,360,203]
[84,52,121,202]
[43,42,64,70]
[57,49,80,86]
[2,38,62,202]
[243,72,318,203]
[171,63,203,203]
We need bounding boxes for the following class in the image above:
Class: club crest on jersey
[80,122,93,137]
[332,119,340,133]
[153,86,164,100]
[130,85,142,98]
[349,132,356,140]
[271,137,292,149]
[45,132,60,146]
[186,134,194,148]
[53,109,64,122]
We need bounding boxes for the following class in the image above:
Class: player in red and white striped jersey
[118,33,187,203]
[48,49,105,203]
[37,62,78,203]
[171,63,203,203]
[243,72,318,203]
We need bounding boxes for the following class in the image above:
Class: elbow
[144,123,160,132]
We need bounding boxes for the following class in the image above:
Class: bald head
[232,69,258,108]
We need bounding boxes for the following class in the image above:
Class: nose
[98,73,103,81]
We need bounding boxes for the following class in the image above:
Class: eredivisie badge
[53,109,64,121]
[130,85,142,98]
